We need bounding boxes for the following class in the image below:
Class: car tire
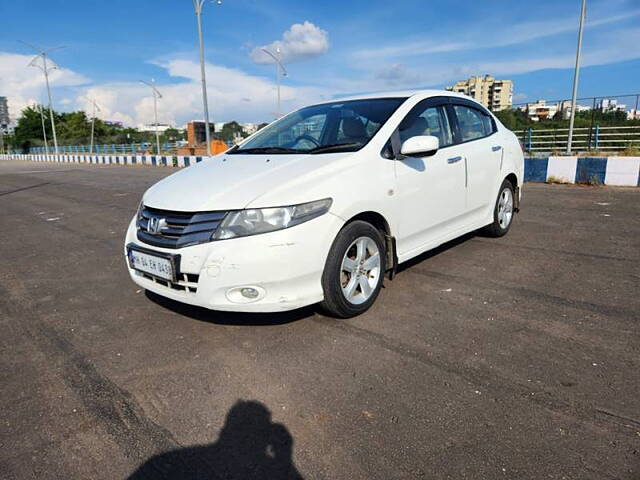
[320,221,386,318]
[482,178,515,237]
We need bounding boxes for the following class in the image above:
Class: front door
[392,101,467,258]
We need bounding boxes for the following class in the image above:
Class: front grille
[137,205,227,249]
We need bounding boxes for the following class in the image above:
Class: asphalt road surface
[1,160,639,480]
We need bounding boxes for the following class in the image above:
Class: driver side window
[398,105,453,147]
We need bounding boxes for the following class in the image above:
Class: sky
[1,0,639,127]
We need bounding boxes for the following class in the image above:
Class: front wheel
[482,179,515,237]
[320,221,386,318]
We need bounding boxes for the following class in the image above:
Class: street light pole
[40,54,58,154]
[566,0,587,155]
[85,98,101,154]
[140,79,163,155]
[261,47,288,118]
[193,0,222,157]
[23,43,64,154]
[39,104,49,154]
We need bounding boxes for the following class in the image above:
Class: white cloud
[460,27,640,78]
[250,21,329,65]
[0,49,331,127]
[375,63,423,86]
[0,52,89,121]
[355,41,468,61]
[352,8,640,61]
[349,26,640,93]
[74,58,331,127]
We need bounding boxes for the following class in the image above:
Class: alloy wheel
[340,236,381,305]
[497,187,514,229]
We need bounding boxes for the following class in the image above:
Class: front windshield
[230,98,406,154]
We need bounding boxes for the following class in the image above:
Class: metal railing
[26,142,180,155]
[506,93,640,153]
[515,125,640,153]
[21,140,236,155]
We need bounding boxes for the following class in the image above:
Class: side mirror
[400,135,439,157]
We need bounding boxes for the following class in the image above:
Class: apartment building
[0,96,10,134]
[598,98,627,112]
[520,100,558,121]
[446,75,513,111]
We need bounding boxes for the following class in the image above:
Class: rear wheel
[320,221,386,318]
[482,179,515,237]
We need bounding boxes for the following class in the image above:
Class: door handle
[492,145,502,152]
[447,156,463,164]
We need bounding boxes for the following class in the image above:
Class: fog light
[241,287,259,299]
[226,285,266,304]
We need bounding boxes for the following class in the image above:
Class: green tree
[494,108,531,131]
[13,105,51,152]
[58,111,91,143]
[216,121,246,142]
[161,127,185,143]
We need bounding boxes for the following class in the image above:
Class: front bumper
[124,212,344,312]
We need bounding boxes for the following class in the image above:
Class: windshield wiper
[308,142,363,154]
[229,146,303,154]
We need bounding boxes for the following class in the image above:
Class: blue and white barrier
[524,156,640,186]
[0,154,206,169]
[2,154,639,186]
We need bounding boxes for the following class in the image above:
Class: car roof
[313,89,471,105]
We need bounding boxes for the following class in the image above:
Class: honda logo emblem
[147,217,167,235]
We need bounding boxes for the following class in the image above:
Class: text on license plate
[129,250,174,281]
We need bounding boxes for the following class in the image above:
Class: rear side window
[453,105,495,142]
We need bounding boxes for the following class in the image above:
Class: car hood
[142,153,355,212]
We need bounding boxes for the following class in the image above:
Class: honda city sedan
[125,90,523,317]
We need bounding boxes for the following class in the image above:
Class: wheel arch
[345,210,392,236]
[344,211,397,276]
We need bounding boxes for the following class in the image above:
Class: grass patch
[621,143,640,157]
[546,175,569,184]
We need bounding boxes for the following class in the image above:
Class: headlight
[213,198,332,240]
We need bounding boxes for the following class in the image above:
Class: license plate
[128,248,175,281]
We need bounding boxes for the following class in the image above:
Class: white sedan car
[125,90,523,318]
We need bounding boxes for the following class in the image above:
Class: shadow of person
[128,400,304,480]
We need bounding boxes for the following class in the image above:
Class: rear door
[449,102,502,217]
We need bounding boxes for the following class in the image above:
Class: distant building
[0,96,10,134]
[187,121,216,145]
[519,100,558,122]
[597,98,627,112]
[241,123,259,135]
[446,75,513,111]
[175,120,227,156]
[557,100,591,120]
[519,99,592,121]
[138,123,174,133]
[627,109,640,120]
